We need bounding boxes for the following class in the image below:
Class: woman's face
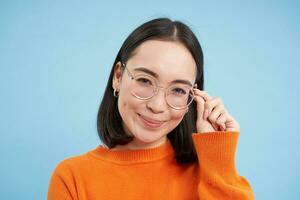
[113,40,197,149]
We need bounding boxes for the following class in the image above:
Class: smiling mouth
[137,114,166,129]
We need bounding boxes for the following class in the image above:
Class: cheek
[118,90,141,113]
[118,80,137,113]
[117,89,142,127]
[118,91,150,137]
[169,110,186,125]
[160,110,186,135]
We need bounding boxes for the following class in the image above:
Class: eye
[172,87,187,95]
[136,77,153,86]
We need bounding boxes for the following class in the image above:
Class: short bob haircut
[97,18,204,164]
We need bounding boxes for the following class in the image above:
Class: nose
[146,88,168,113]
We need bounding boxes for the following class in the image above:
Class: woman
[48,18,255,200]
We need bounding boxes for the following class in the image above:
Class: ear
[112,61,123,91]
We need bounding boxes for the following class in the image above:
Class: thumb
[193,95,205,121]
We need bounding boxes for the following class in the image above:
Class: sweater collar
[88,139,175,164]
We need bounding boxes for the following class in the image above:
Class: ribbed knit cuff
[192,131,240,182]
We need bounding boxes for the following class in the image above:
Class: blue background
[1,0,299,199]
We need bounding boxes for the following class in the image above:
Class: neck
[110,136,168,151]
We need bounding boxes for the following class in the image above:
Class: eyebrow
[133,67,193,87]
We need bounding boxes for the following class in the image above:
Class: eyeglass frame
[120,62,197,110]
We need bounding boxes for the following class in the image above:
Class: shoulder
[51,147,97,177]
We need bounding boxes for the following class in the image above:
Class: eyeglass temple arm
[121,62,134,80]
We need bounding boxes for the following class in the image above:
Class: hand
[193,89,240,133]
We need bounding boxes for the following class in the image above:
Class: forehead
[126,40,197,83]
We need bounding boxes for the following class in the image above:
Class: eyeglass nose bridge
[151,85,172,99]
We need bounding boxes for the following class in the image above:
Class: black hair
[97,18,204,164]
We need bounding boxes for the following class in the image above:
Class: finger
[208,105,225,123]
[216,112,227,125]
[193,95,205,120]
[204,97,223,116]
[225,121,239,131]
[193,89,212,101]
[216,113,227,130]
[225,114,240,131]
[211,123,220,131]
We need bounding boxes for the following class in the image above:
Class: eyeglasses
[121,62,196,110]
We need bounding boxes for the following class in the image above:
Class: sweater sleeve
[192,131,255,200]
[47,160,78,200]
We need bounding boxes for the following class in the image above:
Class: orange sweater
[47,132,255,200]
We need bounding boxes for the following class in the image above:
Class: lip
[137,114,166,129]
